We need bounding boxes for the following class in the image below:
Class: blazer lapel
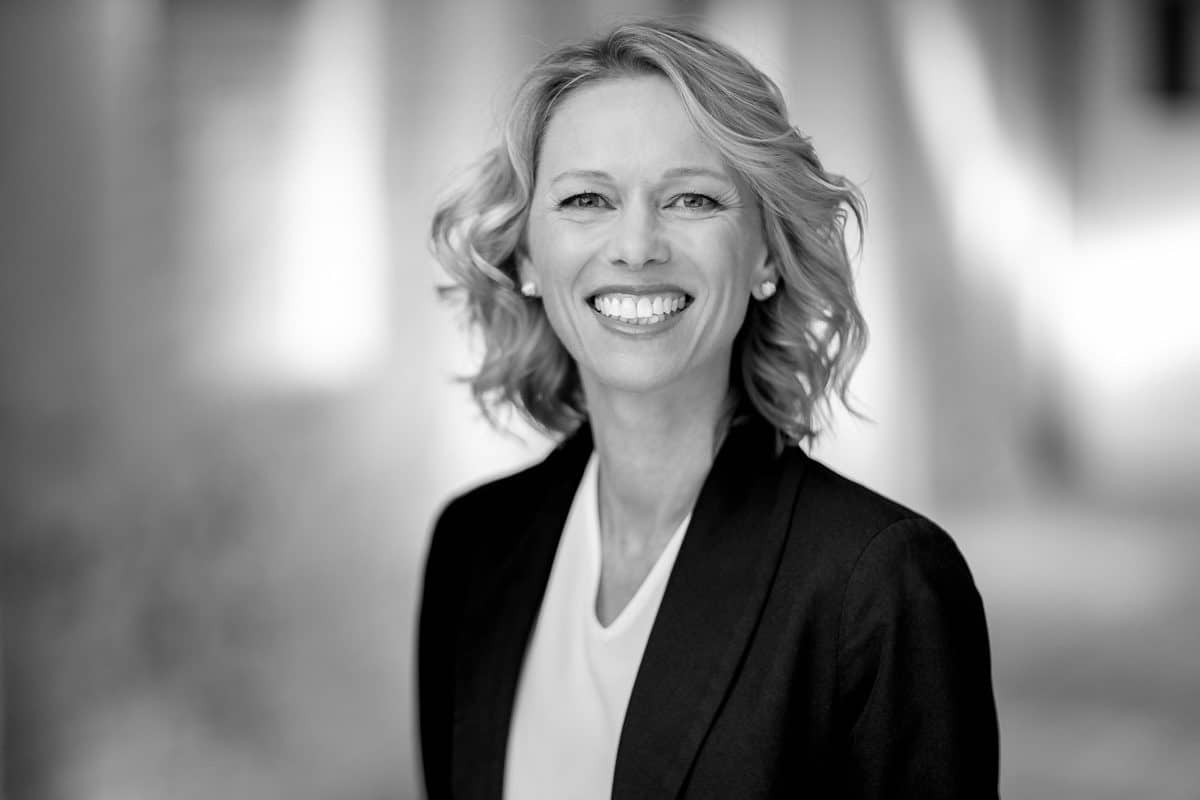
[612,418,806,798]
[450,426,593,800]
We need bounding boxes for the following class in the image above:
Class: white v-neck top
[503,454,691,800]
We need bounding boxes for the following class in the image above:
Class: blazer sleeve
[417,499,467,800]
[836,517,999,799]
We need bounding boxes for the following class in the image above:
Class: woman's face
[520,74,772,401]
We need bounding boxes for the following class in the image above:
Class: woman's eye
[560,192,611,210]
[670,193,720,211]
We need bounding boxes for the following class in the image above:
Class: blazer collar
[450,418,803,799]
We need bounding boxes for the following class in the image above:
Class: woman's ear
[755,252,775,285]
[750,248,778,301]
[752,249,775,285]
[515,251,540,298]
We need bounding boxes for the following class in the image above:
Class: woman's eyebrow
[660,166,732,181]
[549,167,733,185]
[549,169,612,185]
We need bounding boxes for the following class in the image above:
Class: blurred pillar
[869,0,1072,509]
[172,0,393,391]
[1056,0,1200,504]
[0,2,160,796]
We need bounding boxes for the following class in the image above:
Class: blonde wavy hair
[431,19,866,444]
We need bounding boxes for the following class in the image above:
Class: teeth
[591,292,690,324]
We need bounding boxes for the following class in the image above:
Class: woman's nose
[608,202,669,269]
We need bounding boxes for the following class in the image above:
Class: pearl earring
[758,280,777,300]
[520,281,538,298]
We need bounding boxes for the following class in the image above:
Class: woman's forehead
[538,75,733,182]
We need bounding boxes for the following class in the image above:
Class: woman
[420,19,998,800]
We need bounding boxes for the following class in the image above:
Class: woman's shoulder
[430,430,590,552]
[782,451,974,587]
[786,452,934,535]
[435,454,548,531]
[422,455,553,591]
[784,455,990,675]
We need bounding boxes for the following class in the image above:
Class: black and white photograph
[2,1,1199,798]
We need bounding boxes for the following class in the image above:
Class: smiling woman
[422,19,998,800]
[521,75,772,401]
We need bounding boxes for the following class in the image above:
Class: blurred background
[2,0,1198,797]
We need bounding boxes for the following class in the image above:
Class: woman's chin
[578,357,729,402]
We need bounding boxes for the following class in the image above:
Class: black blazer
[418,418,999,799]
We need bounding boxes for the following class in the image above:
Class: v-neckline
[582,454,693,632]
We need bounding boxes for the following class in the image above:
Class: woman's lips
[588,290,693,326]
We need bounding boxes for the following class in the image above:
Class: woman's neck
[584,375,733,559]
